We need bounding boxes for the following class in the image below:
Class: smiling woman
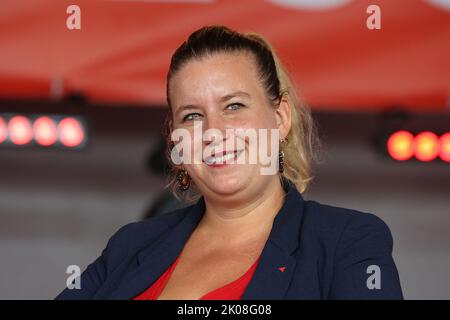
[163,26,318,204]
[55,25,403,300]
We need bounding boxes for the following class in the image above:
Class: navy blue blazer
[56,180,403,300]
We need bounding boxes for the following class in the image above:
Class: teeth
[205,150,242,165]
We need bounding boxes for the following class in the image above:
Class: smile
[204,150,243,166]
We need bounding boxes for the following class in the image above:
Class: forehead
[169,51,263,104]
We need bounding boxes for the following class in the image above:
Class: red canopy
[0,0,449,112]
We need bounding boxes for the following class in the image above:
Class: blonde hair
[163,25,320,203]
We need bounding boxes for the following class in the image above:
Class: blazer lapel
[242,179,305,300]
[107,199,206,300]
[241,240,298,300]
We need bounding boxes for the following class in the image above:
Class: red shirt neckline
[133,254,261,300]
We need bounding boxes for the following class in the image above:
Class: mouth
[204,149,244,166]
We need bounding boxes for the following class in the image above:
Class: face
[168,51,291,202]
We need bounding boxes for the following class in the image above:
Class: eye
[183,113,202,122]
[226,103,244,111]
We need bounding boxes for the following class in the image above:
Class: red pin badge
[278,266,286,273]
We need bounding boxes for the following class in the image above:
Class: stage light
[0,113,88,150]
[386,130,450,163]
[57,117,85,148]
[8,115,33,145]
[0,116,7,144]
[414,131,440,162]
[33,116,58,146]
[387,130,414,161]
[440,132,450,162]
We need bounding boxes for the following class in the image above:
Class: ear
[163,113,174,142]
[168,118,174,133]
[275,95,291,140]
[164,114,177,164]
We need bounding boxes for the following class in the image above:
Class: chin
[202,167,253,196]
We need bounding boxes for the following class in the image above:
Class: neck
[197,177,286,245]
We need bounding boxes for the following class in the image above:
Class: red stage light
[414,131,440,162]
[387,130,414,161]
[58,117,85,147]
[33,116,58,146]
[440,132,450,163]
[8,115,33,145]
[0,117,7,143]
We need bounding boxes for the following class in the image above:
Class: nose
[202,113,227,147]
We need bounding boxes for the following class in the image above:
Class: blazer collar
[107,178,305,300]
[241,178,305,299]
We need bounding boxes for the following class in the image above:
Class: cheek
[232,108,277,130]
[250,104,278,128]
[245,109,279,155]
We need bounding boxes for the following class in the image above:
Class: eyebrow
[175,91,251,116]
[219,90,251,102]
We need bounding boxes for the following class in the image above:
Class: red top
[133,254,261,300]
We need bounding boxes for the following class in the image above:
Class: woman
[56,25,403,300]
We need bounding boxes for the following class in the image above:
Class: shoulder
[299,198,394,260]
[103,205,194,258]
[299,200,402,299]
[302,199,392,243]
[55,206,197,300]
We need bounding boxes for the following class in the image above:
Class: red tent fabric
[0,0,449,112]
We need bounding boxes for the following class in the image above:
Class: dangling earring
[278,149,285,173]
[279,138,288,174]
[176,167,190,191]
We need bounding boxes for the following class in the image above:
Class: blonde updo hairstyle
[163,25,320,203]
